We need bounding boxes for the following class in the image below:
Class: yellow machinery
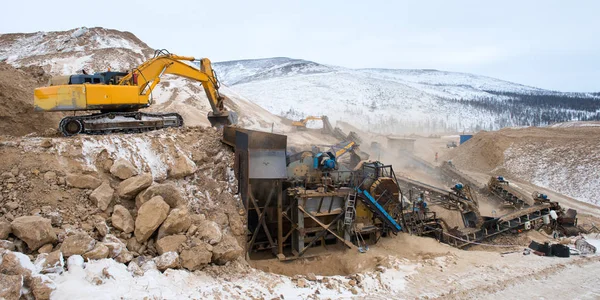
[34,49,237,136]
[291,115,334,134]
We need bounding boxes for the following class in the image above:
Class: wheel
[62,118,83,136]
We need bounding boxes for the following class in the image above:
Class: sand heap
[446,125,600,205]
[0,62,64,136]
[0,127,246,298]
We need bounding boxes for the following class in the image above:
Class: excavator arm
[118,53,236,126]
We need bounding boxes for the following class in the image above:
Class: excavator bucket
[208,111,238,128]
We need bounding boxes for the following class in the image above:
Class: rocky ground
[0,127,247,299]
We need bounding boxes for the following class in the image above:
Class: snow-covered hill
[213,58,599,133]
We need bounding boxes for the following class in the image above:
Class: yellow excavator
[291,115,334,133]
[34,50,237,136]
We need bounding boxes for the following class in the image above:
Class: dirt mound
[447,126,600,206]
[0,62,64,136]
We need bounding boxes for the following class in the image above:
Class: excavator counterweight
[34,50,237,136]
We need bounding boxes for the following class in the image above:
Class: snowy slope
[212,58,597,133]
[212,58,541,133]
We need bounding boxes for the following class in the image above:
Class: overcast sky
[1,0,598,91]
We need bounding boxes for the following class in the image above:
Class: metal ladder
[344,192,357,226]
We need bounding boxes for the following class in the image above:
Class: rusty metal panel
[223,126,287,150]
[249,149,287,179]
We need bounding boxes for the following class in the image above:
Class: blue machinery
[357,188,402,232]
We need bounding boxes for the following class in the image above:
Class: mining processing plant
[222,127,580,260]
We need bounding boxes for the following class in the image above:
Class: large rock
[30,275,55,300]
[102,235,126,258]
[0,221,11,239]
[134,196,169,242]
[89,182,114,211]
[212,235,243,265]
[66,174,102,189]
[180,243,212,271]
[115,250,133,264]
[112,205,134,233]
[136,183,185,209]
[154,252,180,271]
[0,240,15,251]
[60,233,96,257]
[37,244,53,254]
[43,171,57,183]
[0,251,33,278]
[11,216,57,251]
[157,208,191,239]
[39,251,64,274]
[117,173,153,199]
[0,274,22,300]
[168,156,197,179]
[110,158,138,180]
[83,243,109,260]
[197,219,222,245]
[156,235,187,255]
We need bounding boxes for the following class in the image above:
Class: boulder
[40,251,64,274]
[180,243,212,271]
[112,205,134,234]
[0,274,22,300]
[102,235,126,258]
[0,221,11,239]
[127,261,144,277]
[0,251,33,278]
[38,244,53,254]
[66,174,102,189]
[83,243,109,260]
[156,235,187,255]
[211,235,243,265]
[168,156,197,179]
[40,139,53,148]
[126,237,143,253]
[134,196,169,242]
[135,183,185,209]
[43,171,57,183]
[197,219,222,245]
[157,208,191,239]
[11,216,57,251]
[60,233,96,257]
[154,251,180,271]
[115,250,133,264]
[110,158,138,180]
[208,211,229,228]
[0,240,15,251]
[89,182,114,211]
[228,214,245,236]
[30,275,55,300]
[117,173,153,199]
[95,219,109,237]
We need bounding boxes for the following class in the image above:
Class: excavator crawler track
[59,112,184,136]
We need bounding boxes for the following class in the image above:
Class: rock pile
[0,132,244,298]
